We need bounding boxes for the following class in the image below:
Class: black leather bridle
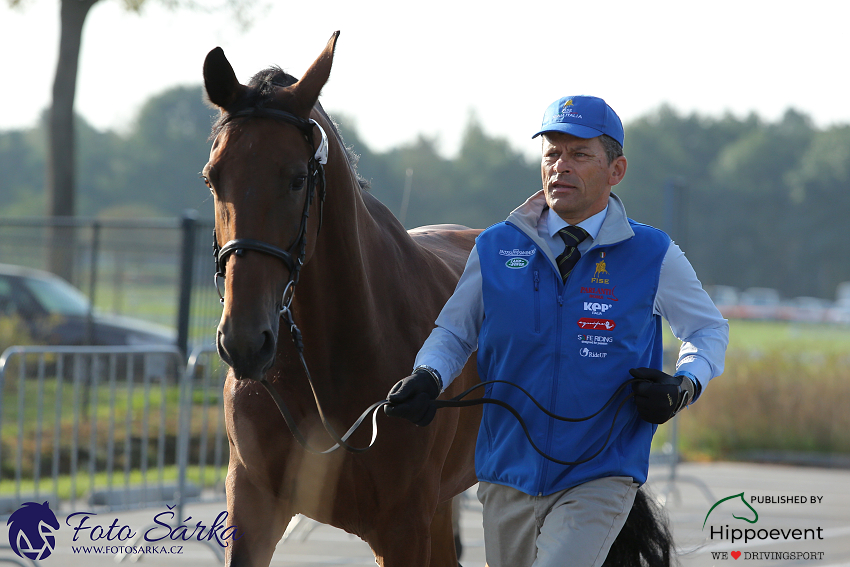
[212,106,328,323]
[211,107,390,455]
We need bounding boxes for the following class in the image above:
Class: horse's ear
[289,31,340,117]
[204,47,247,109]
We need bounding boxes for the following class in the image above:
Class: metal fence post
[177,210,198,355]
[85,220,101,344]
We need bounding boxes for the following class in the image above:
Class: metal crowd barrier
[0,345,228,520]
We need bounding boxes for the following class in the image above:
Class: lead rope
[259,306,641,465]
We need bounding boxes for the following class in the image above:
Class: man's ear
[608,156,627,187]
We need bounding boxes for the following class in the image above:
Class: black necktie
[556,226,589,281]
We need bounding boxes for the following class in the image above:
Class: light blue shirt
[414,193,728,399]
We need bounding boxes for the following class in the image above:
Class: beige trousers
[477,476,638,567]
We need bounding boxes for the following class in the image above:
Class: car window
[21,276,91,317]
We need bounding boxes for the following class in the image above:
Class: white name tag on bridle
[310,119,329,165]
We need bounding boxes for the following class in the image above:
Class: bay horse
[202,31,675,567]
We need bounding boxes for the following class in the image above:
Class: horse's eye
[201,175,213,192]
[291,176,307,191]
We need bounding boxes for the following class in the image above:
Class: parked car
[738,287,782,320]
[0,263,176,347]
[780,296,832,323]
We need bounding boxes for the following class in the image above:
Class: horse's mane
[209,67,369,190]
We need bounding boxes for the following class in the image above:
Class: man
[385,95,729,566]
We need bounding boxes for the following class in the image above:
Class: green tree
[785,125,850,297]
[123,85,219,217]
[5,0,254,281]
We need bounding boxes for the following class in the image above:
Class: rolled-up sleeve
[654,242,729,399]
[413,245,484,391]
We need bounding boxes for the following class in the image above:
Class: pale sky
[1,0,848,159]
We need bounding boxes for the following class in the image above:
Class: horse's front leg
[365,498,434,567]
[429,498,460,567]
[225,462,291,567]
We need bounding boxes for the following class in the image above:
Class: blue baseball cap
[532,95,624,147]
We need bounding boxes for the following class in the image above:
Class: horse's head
[202,32,339,380]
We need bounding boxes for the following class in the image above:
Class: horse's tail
[603,486,677,567]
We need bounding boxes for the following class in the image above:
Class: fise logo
[7,501,60,560]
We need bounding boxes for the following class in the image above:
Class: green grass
[0,465,228,501]
[663,319,850,354]
[655,318,850,461]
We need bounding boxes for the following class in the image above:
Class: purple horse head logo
[7,501,60,560]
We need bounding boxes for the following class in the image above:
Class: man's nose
[554,156,572,172]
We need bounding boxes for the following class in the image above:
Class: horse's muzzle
[216,323,277,380]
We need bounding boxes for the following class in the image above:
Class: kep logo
[7,501,60,560]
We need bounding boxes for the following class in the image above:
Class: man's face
[540,132,626,225]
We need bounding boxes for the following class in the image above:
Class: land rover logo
[505,257,529,269]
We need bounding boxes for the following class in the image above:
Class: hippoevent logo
[5,502,242,561]
[702,492,826,562]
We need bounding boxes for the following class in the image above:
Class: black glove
[384,369,441,426]
[629,367,695,424]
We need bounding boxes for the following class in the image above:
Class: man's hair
[600,134,624,164]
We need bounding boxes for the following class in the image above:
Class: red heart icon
[731,551,742,560]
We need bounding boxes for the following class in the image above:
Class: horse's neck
[296,148,420,337]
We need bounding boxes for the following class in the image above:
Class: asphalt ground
[3,461,849,566]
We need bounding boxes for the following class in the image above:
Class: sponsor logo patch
[499,248,536,257]
[580,347,607,358]
[577,318,616,331]
[591,252,610,284]
[505,257,529,269]
[578,334,614,345]
[580,286,619,301]
[583,302,613,315]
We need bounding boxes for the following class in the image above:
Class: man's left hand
[629,368,695,424]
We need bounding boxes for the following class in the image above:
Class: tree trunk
[46,0,99,281]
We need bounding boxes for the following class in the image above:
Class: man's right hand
[384,369,441,426]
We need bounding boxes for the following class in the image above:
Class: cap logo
[559,98,582,120]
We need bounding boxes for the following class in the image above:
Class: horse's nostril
[217,324,277,379]
[258,329,275,358]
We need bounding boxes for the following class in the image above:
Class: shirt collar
[545,205,609,241]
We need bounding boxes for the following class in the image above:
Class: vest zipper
[538,273,564,495]
[533,270,541,333]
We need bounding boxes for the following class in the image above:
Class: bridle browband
[211,107,645,464]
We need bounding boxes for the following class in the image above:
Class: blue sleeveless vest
[475,219,670,495]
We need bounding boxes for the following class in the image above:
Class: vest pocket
[533,270,541,333]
